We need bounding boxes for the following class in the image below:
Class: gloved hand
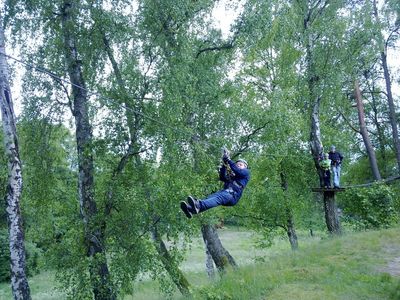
[222,153,230,164]
[221,147,230,163]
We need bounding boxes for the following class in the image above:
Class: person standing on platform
[328,145,344,188]
[320,153,331,188]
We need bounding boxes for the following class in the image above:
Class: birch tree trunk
[0,18,31,300]
[302,3,342,235]
[60,2,115,299]
[310,96,324,187]
[304,12,324,187]
[354,81,381,180]
[372,0,400,174]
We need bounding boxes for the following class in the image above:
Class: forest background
[0,0,400,299]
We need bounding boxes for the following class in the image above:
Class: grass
[183,228,400,300]
[0,271,64,300]
[1,227,399,300]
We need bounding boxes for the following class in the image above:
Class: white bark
[0,15,31,300]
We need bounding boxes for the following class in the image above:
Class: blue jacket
[328,151,344,166]
[219,159,251,197]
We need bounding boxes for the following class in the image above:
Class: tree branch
[55,77,74,112]
[339,110,361,134]
[196,14,245,58]
[231,123,269,159]
[385,25,400,49]
[112,145,151,180]
[196,41,234,58]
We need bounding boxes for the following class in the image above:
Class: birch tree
[0,15,31,300]
[60,1,115,298]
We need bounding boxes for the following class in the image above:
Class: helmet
[236,159,248,168]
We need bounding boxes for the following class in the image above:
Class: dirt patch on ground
[378,243,400,276]
[384,257,400,276]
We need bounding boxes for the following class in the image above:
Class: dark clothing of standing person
[328,145,344,188]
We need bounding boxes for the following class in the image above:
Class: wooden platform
[311,187,346,192]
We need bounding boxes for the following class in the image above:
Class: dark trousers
[323,170,331,188]
[198,189,240,213]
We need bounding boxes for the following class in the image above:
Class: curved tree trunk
[201,224,237,273]
[302,3,325,188]
[354,81,381,180]
[151,227,191,296]
[0,18,31,300]
[61,2,114,299]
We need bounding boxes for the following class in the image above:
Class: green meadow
[1,227,399,300]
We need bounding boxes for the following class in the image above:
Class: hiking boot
[187,196,200,214]
[180,201,192,219]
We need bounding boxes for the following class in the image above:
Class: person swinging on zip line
[180,148,251,218]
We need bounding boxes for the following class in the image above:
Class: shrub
[340,185,398,229]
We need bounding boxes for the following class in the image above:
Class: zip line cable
[2,52,279,161]
[1,52,308,160]
[0,52,286,163]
